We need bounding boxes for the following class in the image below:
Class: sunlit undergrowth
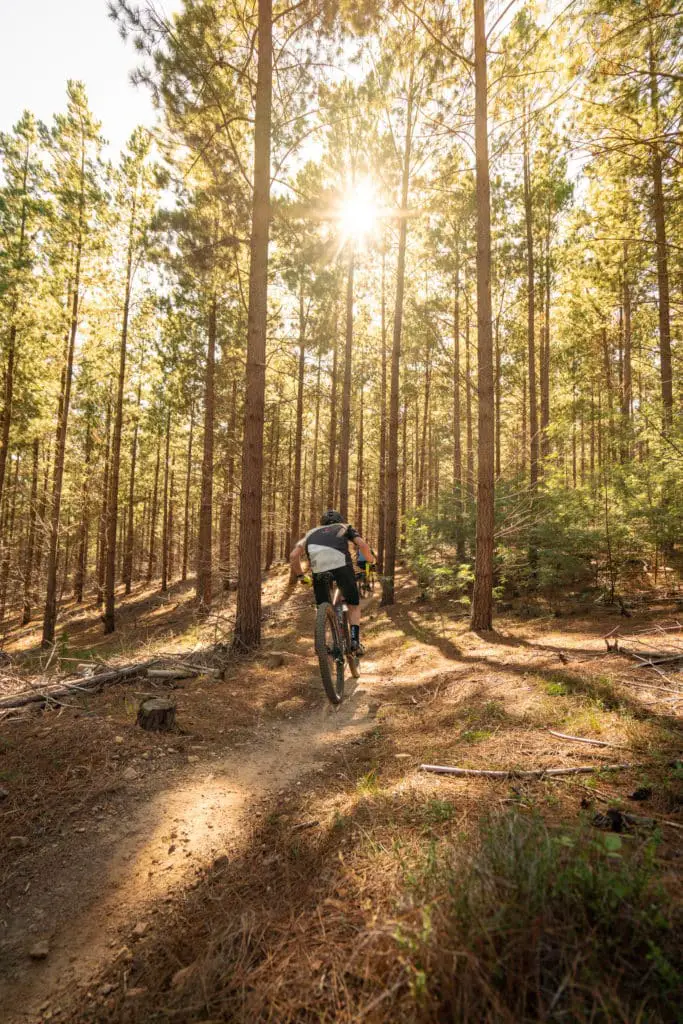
[398,810,681,1023]
[403,475,683,600]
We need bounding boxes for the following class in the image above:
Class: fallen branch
[420,762,644,779]
[623,678,683,696]
[548,729,615,747]
[0,660,157,710]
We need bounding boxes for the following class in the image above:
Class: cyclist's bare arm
[289,543,306,577]
[353,536,374,563]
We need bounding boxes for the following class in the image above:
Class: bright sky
[0,0,168,155]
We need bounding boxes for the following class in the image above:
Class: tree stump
[137,697,176,732]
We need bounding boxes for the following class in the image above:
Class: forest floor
[0,570,681,1023]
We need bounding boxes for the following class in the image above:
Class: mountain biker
[289,510,374,655]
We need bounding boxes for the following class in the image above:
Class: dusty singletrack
[0,652,385,1023]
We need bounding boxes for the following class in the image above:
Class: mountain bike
[313,571,360,705]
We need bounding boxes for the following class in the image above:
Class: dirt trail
[0,658,385,1023]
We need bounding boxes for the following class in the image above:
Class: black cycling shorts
[313,564,360,607]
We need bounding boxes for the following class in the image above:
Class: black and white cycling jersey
[297,523,359,573]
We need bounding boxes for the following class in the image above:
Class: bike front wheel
[314,602,345,704]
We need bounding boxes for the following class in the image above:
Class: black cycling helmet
[321,509,344,525]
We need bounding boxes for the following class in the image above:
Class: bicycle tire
[315,602,345,704]
[342,610,361,679]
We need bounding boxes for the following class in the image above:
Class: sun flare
[338,180,380,247]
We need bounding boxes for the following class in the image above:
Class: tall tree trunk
[622,243,632,449]
[104,202,136,634]
[355,382,364,533]
[197,293,216,608]
[0,455,20,625]
[161,409,171,594]
[495,318,501,478]
[649,31,673,430]
[42,228,83,647]
[523,114,539,490]
[289,280,306,573]
[377,248,388,572]
[521,371,527,477]
[400,401,407,548]
[0,331,17,521]
[326,326,338,510]
[465,295,474,495]
[182,400,194,582]
[168,462,175,583]
[233,0,272,649]
[220,377,238,591]
[309,348,322,524]
[97,400,112,606]
[417,349,431,506]
[540,214,551,461]
[0,137,30,511]
[147,433,161,582]
[22,437,40,625]
[264,410,277,571]
[339,254,354,519]
[453,253,465,563]
[73,423,92,603]
[123,380,142,595]
[382,65,414,607]
[470,0,495,631]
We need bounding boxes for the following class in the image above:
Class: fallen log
[0,660,156,711]
[420,762,643,779]
[147,668,198,681]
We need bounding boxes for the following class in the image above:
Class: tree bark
[355,380,364,533]
[123,379,141,595]
[540,212,551,461]
[22,437,40,624]
[233,0,272,650]
[103,200,136,633]
[147,432,161,582]
[0,455,20,625]
[465,293,474,495]
[290,279,306,571]
[377,248,388,572]
[326,326,338,509]
[161,409,172,594]
[522,113,539,489]
[181,401,194,583]
[0,136,30,511]
[648,36,673,430]
[309,347,322,524]
[339,254,354,519]
[622,243,632,444]
[382,65,414,607]
[453,251,465,563]
[470,0,495,632]
[220,376,238,590]
[73,423,92,603]
[197,293,216,608]
[417,347,431,507]
[42,239,82,647]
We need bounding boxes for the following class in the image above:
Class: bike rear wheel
[315,602,345,704]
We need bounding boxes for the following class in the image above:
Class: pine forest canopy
[0,0,680,648]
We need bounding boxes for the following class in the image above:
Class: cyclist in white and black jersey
[289,509,374,654]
